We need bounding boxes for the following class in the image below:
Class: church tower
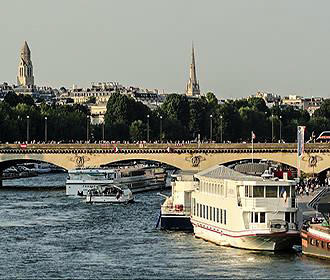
[17,41,34,87]
[185,44,200,96]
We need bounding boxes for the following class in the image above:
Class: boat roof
[195,165,294,184]
[69,168,118,174]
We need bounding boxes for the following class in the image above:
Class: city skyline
[1,0,330,98]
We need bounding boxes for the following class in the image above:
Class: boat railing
[241,197,295,209]
[161,204,191,215]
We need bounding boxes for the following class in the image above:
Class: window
[224,210,227,225]
[260,212,266,223]
[291,212,295,223]
[217,208,219,223]
[253,186,265,198]
[220,209,223,224]
[213,207,216,222]
[200,204,202,218]
[210,207,213,221]
[193,199,196,216]
[197,203,199,217]
[245,185,249,197]
[203,205,205,219]
[206,206,209,220]
[285,212,290,223]
[251,212,254,223]
[266,186,278,198]
[254,212,258,223]
[279,186,291,198]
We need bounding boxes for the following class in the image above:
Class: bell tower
[17,41,34,87]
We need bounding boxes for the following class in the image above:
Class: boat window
[206,206,209,220]
[245,186,248,197]
[285,212,290,223]
[197,203,199,217]
[254,212,258,223]
[265,186,277,198]
[321,241,325,249]
[224,210,227,225]
[220,209,223,224]
[327,243,330,250]
[253,186,264,198]
[203,205,205,219]
[251,212,254,223]
[213,207,216,222]
[200,204,202,218]
[193,198,196,216]
[260,212,266,223]
[217,208,219,223]
[210,207,212,221]
[279,186,291,198]
[291,186,295,198]
[291,212,295,223]
[315,240,319,247]
[310,238,315,246]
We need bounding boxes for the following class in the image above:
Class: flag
[280,187,287,202]
[251,131,256,140]
[20,144,27,149]
[297,126,305,158]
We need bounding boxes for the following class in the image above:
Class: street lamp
[210,114,213,142]
[44,116,48,143]
[86,116,90,142]
[279,115,282,143]
[26,115,30,143]
[160,115,163,143]
[147,114,150,142]
[102,121,105,141]
[271,113,274,142]
[220,115,223,143]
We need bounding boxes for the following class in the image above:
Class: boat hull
[86,196,134,204]
[301,228,330,259]
[160,214,193,231]
[192,221,300,251]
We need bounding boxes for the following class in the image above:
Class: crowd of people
[295,176,326,196]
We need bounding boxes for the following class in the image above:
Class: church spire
[186,43,200,96]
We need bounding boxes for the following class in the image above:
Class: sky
[1,0,330,99]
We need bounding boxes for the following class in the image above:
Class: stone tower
[17,41,34,87]
[185,44,200,96]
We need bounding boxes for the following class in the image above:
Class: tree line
[0,91,329,143]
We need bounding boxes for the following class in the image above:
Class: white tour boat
[159,173,197,231]
[86,185,134,204]
[191,165,300,251]
[66,166,166,196]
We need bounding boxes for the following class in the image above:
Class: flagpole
[252,131,254,163]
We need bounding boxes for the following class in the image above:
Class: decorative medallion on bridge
[302,154,323,168]
[70,155,90,168]
[186,155,205,168]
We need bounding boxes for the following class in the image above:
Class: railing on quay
[0,142,329,153]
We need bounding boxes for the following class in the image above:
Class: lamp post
[86,116,90,142]
[271,113,274,142]
[210,114,213,142]
[102,121,105,141]
[44,116,48,143]
[220,115,223,143]
[26,115,30,143]
[160,115,163,143]
[279,115,282,143]
[147,114,150,142]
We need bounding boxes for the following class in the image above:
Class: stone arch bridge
[0,143,329,177]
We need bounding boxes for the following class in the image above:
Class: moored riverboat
[159,173,197,231]
[66,166,166,196]
[86,184,134,204]
[191,165,300,251]
[301,192,330,259]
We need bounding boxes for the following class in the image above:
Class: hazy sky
[1,0,330,98]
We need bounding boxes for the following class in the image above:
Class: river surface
[1,174,330,279]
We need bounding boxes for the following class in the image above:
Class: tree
[129,120,146,141]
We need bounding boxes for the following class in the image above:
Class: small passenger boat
[301,192,330,259]
[86,185,134,204]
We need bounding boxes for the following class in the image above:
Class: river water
[1,174,330,279]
